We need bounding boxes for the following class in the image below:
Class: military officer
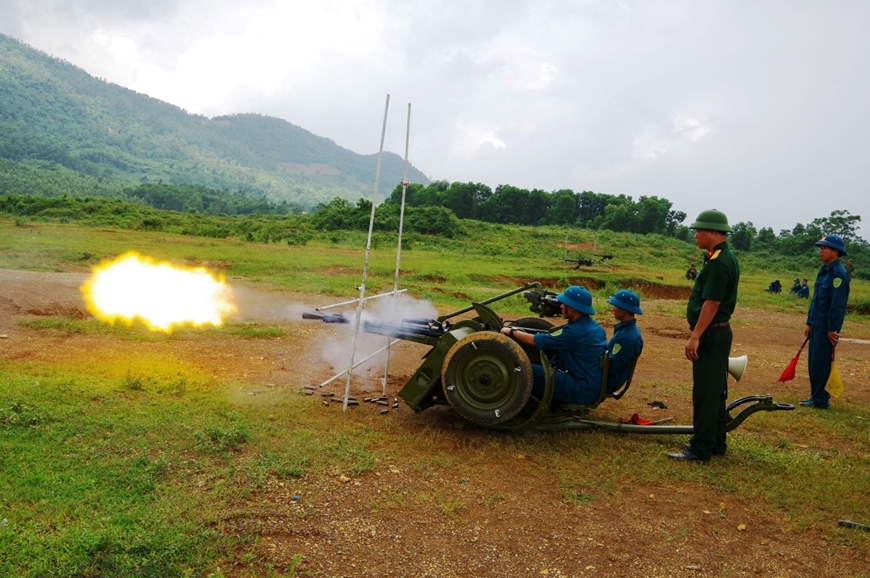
[669,209,740,462]
[801,235,850,409]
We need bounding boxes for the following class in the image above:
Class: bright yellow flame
[81,251,236,332]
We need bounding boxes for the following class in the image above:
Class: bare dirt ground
[2,269,869,577]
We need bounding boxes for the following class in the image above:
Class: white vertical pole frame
[382,103,412,396]
[343,94,391,412]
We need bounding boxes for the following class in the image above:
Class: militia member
[798,278,810,299]
[605,289,644,393]
[669,209,740,462]
[789,277,802,295]
[503,286,606,405]
[801,235,850,409]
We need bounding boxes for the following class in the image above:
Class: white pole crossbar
[315,289,407,312]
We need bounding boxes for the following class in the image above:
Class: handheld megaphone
[728,354,748,382]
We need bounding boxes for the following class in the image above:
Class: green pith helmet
[690,209,732,232]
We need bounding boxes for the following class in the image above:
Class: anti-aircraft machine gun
[562,253,615,269]
[362,282,793,433]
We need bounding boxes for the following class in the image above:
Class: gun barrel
[302,312,349,323]
[363,319,448,345]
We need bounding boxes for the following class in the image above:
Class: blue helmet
[815,234,847,256]
[606,289,643,315]
[556,285,595,315]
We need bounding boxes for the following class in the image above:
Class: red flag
[778,337,809,383]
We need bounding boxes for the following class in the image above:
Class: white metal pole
[315,289,407,312]
[319,339,402,388]
[343,94,390,412]
[382,103,412,396]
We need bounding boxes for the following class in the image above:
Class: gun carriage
[356,282,793,433]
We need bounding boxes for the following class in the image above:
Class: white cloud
[1,0,868,235]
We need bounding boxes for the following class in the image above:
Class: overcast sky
[2,0,868,237]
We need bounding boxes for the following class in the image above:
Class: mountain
[0,34,429,210]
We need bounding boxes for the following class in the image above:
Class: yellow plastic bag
[825,350,844,398]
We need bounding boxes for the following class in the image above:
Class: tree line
[3,180,866,278]
[385,181,687,236]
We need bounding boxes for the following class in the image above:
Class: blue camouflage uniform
[607,319,643,393]
[532,316,607,404]
[798,283,810,299]
[805,259,850,408]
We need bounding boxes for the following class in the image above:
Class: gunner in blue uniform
[605,289,644,392]
[802,235,850,409]
[502,286,606,405]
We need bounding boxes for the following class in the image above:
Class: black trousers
[688,325,731,458]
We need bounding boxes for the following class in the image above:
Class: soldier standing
[669,209,739,462]
[801,235,850,409]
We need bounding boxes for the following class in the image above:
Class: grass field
[1,219,868,577]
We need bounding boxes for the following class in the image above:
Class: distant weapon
[593,253,615,268]
[562,256,594,269]
[561,253,615,269]
[302,312,349,324]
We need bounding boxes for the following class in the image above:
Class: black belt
[689,321,730,330]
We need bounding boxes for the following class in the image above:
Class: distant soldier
[789,277,802,295]
[845,260,854,281]
[802,235,850,409]
[798,278,810,299]
[686,263,697,281]
[765,280,782,294]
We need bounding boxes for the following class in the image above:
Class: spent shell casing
[321,392,335,397]
[322,400,329,406]
[380,409,390,415]
[376,400,390,406]
[391,402,399,408]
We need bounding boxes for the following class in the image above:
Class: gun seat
[552,349,640,412]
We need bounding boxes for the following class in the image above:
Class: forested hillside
[0,34,428,209]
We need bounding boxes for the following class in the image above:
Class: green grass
[0,359,386,576]
[1,218,869,574]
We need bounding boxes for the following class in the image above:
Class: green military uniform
[685,229,740,459]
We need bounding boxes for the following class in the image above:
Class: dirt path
[2,269,869,577]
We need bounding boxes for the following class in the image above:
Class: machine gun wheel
[441,332,533,426]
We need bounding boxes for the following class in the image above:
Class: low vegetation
[0,208,868,576]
